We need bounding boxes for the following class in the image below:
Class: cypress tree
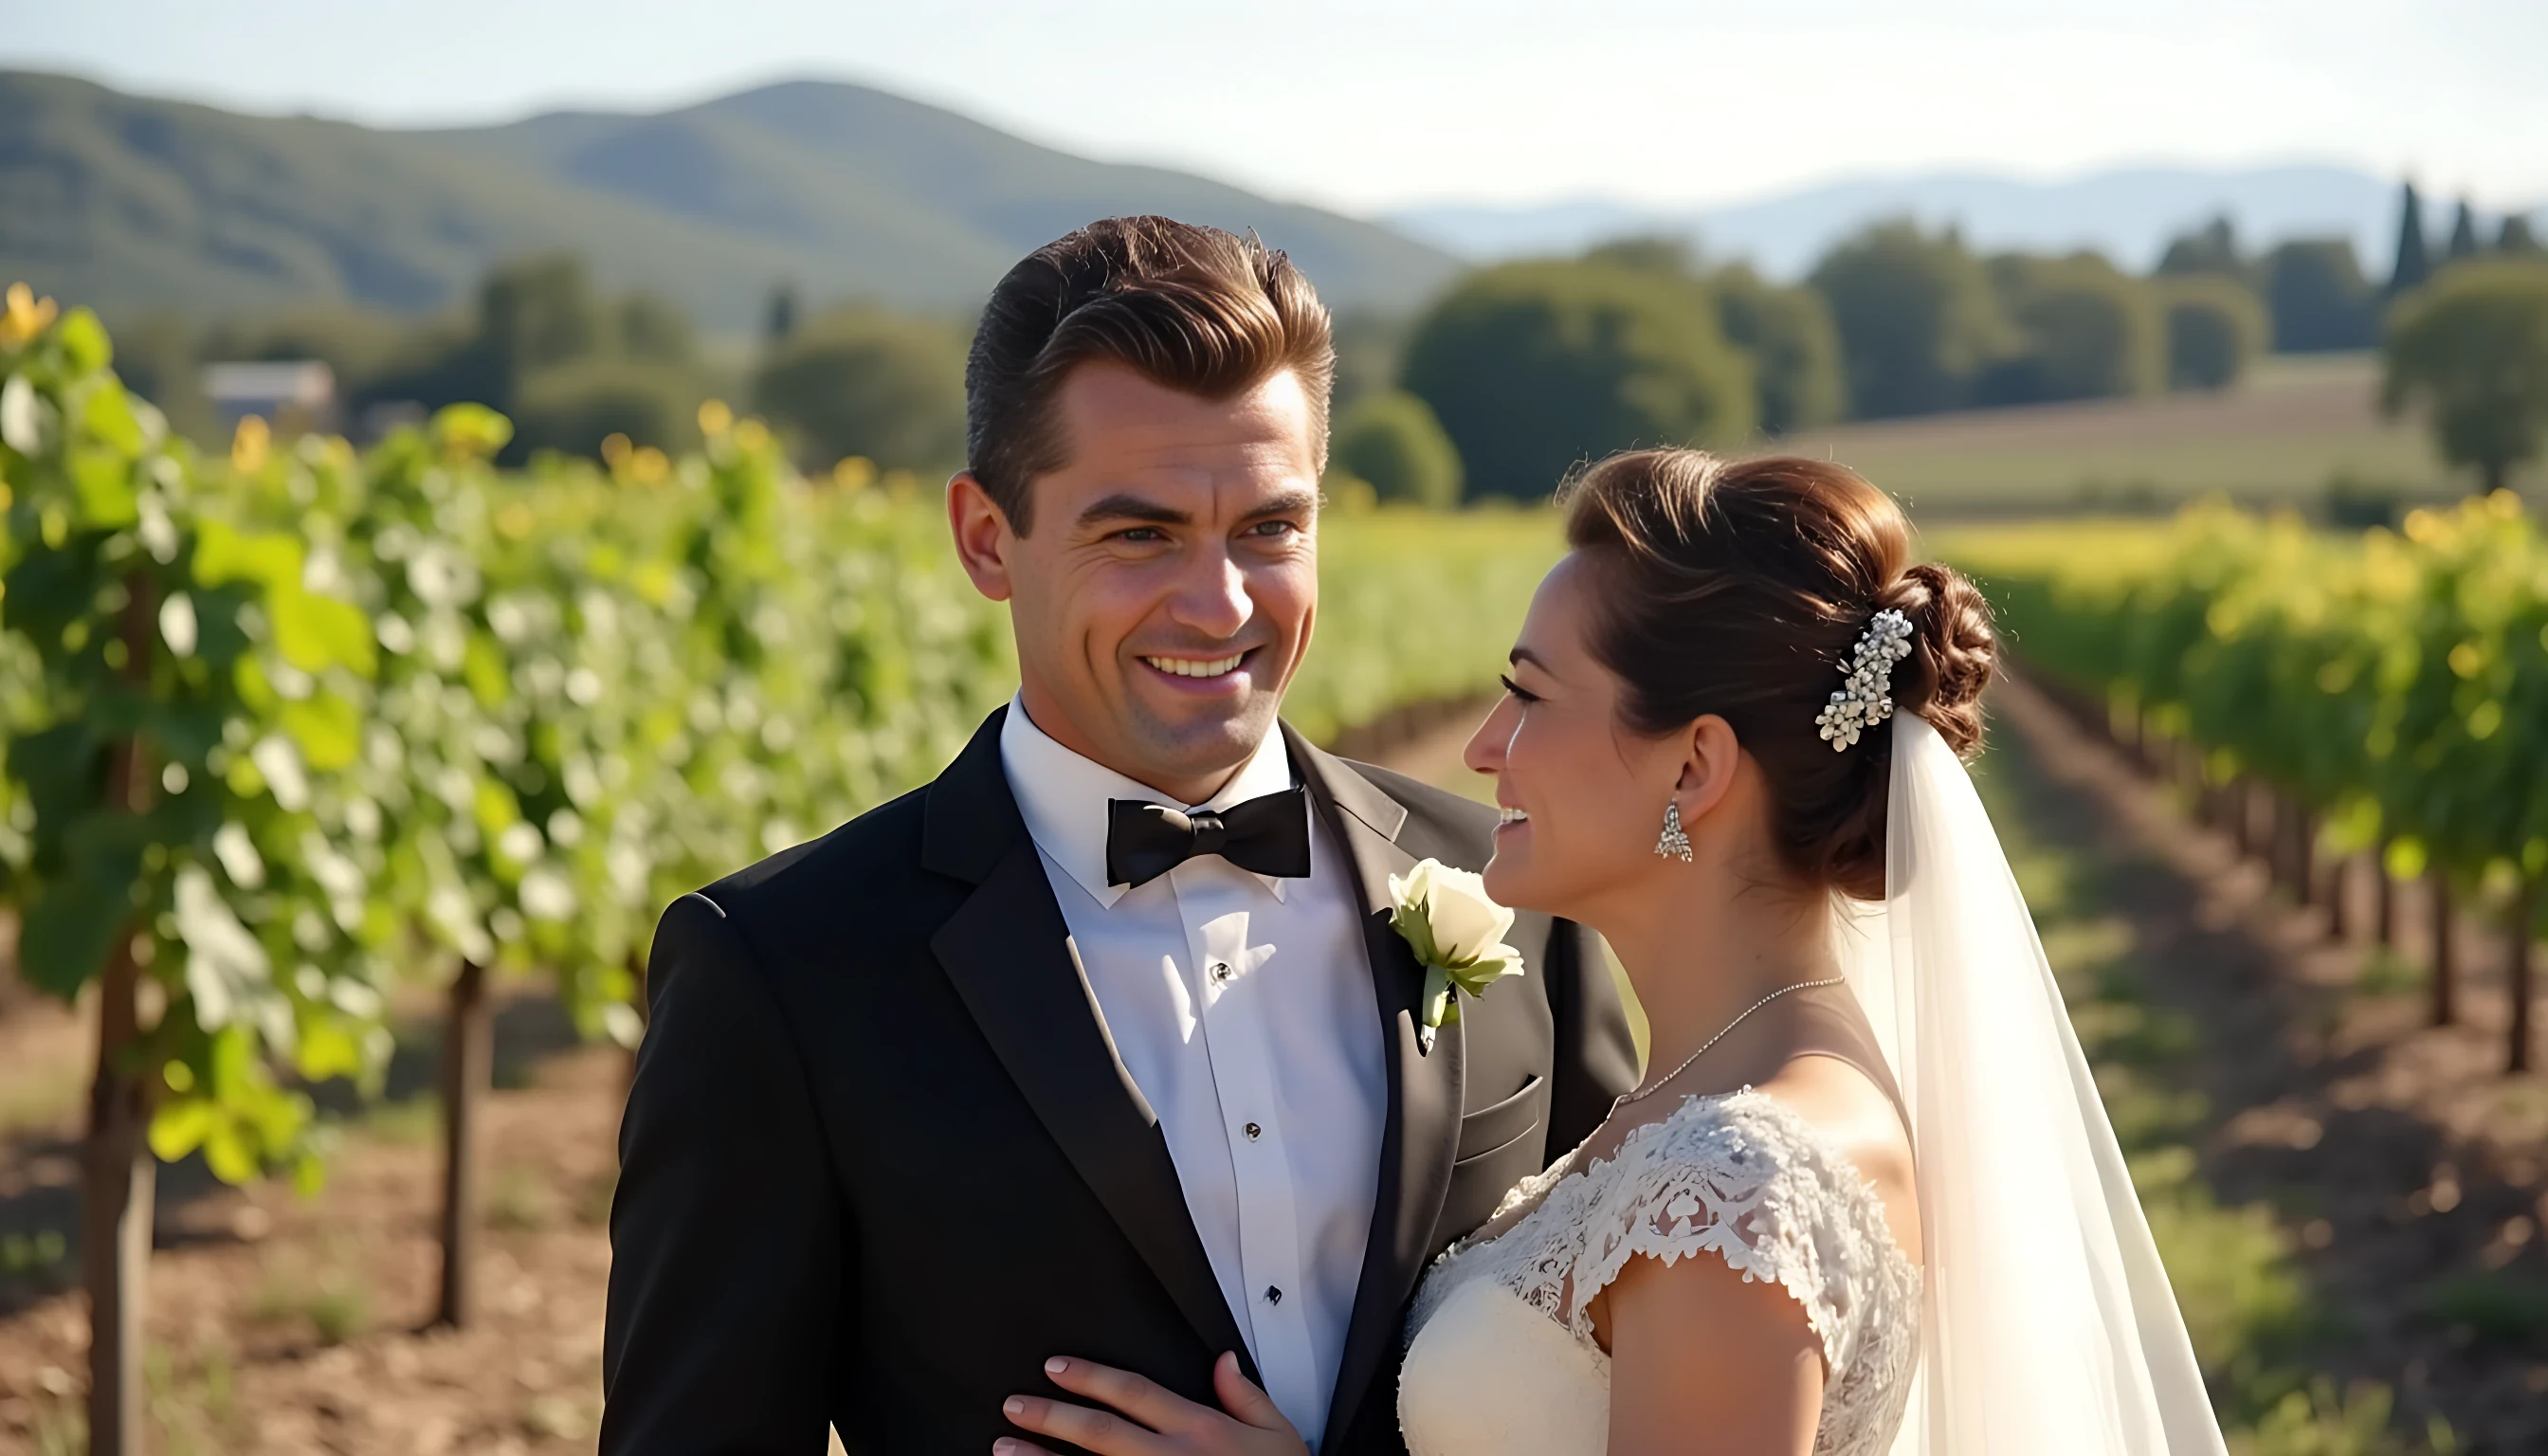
[2446,200,2481,262]
[764,282,798,345]
[2390,181,2431,296]
[2157,216,2242,277]
[2502,214,2542,254]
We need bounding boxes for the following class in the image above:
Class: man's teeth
[1499,808,1528,825]
[1145,653,1247,679]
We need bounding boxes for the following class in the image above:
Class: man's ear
[946,471,1015,603]
[1674,715,1742,822]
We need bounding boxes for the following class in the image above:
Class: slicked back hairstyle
[964,215,1336,534]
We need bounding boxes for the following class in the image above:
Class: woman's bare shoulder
[1754,1053,1921,1262]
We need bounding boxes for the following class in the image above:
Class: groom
[601,215,1638,1455]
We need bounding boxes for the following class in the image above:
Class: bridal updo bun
[1558,449,1998,901]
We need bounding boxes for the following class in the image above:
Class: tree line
[96,181,2548,510]
[108,261,973,482]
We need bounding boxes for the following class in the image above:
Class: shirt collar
[998,695,1301,909]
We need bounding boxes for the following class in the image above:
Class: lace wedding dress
[1398,1088,1920,1456]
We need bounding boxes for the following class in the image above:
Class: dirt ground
[0,683,2543,1452]
[1992,674,2548,1450]
[1,1005,624,1456]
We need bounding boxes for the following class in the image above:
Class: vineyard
[9,283,2547,1454]
[0,294,1562,1448]
[1943,499,2548,1073]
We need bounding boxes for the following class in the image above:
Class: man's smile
[1138,650,1251,679]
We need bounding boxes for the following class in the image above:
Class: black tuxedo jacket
[601,708,1638,1455]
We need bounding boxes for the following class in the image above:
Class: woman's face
[1463,552,1686,921]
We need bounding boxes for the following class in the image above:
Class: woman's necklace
[1612,975,1849,1109]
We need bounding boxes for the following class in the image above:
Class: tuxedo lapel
[1285,728,1466,1454]
[923,709,1250,1368]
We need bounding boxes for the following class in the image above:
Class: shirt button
[1265,1285,1283,1306]
[1244,1122,1263,1141]
[1210,961,1233,984]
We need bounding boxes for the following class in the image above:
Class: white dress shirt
[999,699,1387,1447]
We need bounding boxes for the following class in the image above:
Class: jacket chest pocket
[1440,1074,1546,1236]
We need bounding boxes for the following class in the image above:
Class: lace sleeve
[1569,1091,1882,1369]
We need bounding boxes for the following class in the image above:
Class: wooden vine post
[435,958,493,1328]
[2430,869,2457,1028]
[2375,842,2397,948]
[2289,803,2307,898]
[2297,809,2320,910]
[83,573,155,1456]
[2512,881,2537,1075]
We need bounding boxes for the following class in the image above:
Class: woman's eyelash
[1500,674,1539,704]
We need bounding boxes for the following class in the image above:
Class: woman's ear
[1674,715,1742,822]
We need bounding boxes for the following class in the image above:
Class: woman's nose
[1463,696,1515,776]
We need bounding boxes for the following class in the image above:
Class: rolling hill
[1387,165,2539,279]
[0,70,1461,333]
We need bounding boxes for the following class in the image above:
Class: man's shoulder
[695,779,938,920]
[1328,755,1496,864]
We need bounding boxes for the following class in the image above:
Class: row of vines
[1945,496,2548,1074]
[0,288,1562,1452]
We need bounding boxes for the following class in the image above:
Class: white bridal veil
[1837,713,2229,1456]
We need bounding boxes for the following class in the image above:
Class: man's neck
[1012,688,1257,809]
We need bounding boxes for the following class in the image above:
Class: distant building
[201,360,337,437]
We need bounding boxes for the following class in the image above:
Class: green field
[1781,354,2512,518]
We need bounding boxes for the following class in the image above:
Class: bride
[994,450,2229,1456]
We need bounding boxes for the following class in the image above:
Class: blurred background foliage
[83,177,2548,521]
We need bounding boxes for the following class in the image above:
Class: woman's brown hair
[1560,450,1998,901]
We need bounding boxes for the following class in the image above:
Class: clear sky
[7,0,2541,216]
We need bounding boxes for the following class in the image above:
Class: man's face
[949,361,1322,804]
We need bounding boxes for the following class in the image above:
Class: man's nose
[1166,550,1252,640]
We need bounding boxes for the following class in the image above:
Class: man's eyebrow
[1074,487,1321,532]
[1077,493,1189,530]
[1244,487,1321,519]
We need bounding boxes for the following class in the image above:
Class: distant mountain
[0,71,1460,333]
[1386,165,2537,277]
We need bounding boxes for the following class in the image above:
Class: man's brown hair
[964,215,1336,533]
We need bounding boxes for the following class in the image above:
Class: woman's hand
[997,1351,1311,1456]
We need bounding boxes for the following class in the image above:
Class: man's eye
[1113,527,1167,543]
[1246,519,1301,537]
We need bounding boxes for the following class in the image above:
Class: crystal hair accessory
[1814,608,1915,751]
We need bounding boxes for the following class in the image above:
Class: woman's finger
[1002,1392,1166,1456]
[992,1441,1058,1456]
[1041,1356,1203,1435]
[1210,1351,1293,1433]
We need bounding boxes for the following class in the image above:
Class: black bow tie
[1105,786,1312,889]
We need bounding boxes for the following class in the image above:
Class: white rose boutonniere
[1387,858,1524,1052]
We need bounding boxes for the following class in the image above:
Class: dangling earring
[1654,801,1693,862]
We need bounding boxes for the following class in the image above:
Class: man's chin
[1122,692,1282,783]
